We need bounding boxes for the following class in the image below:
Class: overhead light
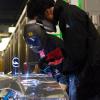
[8,27,15,33]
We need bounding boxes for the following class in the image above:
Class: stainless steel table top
[0,74,69,100]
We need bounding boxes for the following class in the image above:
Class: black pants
[88,95,100,100]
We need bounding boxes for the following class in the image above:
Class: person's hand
[33,64,40,73]
[59,83,67,92]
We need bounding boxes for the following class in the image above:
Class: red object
[48,58,64,65]
[23,62,28,73]
[46,48,64,65]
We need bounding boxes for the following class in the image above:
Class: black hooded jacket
[53,0,100,99]
[54,0,98,74]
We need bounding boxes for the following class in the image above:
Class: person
[27,0,100,100]
[23,19,67,91]
[53,1,100,100]
[23,0,68,92]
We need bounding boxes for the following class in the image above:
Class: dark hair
[27,0,55,19]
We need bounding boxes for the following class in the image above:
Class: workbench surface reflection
[0,74,69,100]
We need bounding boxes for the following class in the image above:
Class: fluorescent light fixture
[8,27,15,33]
[0,38,10,51]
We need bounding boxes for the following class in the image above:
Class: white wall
[85,0,100,15]
[84,0,100,27]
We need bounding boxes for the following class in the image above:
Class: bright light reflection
[8,27,15,33]
[70,0,78,6]
[0,38,10,51]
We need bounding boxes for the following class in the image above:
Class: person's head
[27,0,55,21]
[44,6,54,22]
[24,22,47,53]
[25,0,56,53]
